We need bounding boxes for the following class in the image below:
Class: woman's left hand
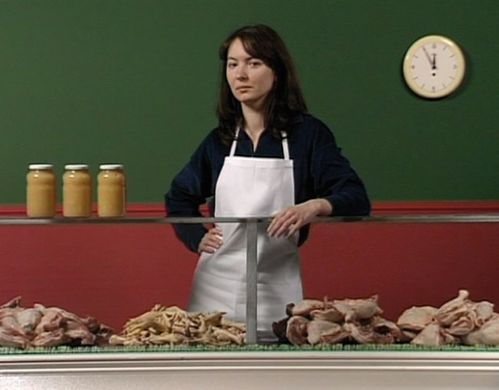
[267,199,333,238]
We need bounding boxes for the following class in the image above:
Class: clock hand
[422,47,433,67]
[432,53,437,70]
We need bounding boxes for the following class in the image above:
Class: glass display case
[0,215,498,389]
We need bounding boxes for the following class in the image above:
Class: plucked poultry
[275,290,499,347]
[397,289,499,346]
[0,297,113,349]
[273,295,401,346]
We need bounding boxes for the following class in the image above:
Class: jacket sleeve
[165,138,214,253]
[311,122,371,216]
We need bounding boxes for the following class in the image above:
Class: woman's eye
[249,61,262,67]
[227,62,237,69]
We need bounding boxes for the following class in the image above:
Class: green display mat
[1,344,499,355]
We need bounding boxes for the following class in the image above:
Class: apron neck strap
[280,131,290,160]
[230,128,290,160]
[229,128,240,157]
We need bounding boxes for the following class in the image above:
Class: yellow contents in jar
[26,164,56,218]
[63,164,92,217]
[97,164,126,217]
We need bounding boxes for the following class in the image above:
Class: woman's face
[226,38,275,110]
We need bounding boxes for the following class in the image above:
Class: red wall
[1,201,498,332]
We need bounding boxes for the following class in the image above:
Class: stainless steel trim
[1,351,499,373]
[1,214,499,224]
[245,220,258,344]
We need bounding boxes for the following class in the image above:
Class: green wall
[1,0,498,204]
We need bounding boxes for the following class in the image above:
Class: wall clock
[403,35,466,99]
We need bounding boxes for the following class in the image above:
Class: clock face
[403,35,466,99]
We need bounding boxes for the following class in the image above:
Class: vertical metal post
[246,219,258,344]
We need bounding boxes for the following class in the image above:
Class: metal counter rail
[1,214,499,224]
[1,214,499,344]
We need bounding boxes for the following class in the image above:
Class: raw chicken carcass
[306,320,342,345]
[32,329,71,348]
[435,290,469,326]
[343,317,401,344]
[319,325,350,344]
[0,327,28,349]
[286,299,326,317]
[310,306,343,323]
[0,297,113,349]
[332,295,382,322]
[0,296,22,309]
[286,316,309,346]
[397,306,437,332]
[411,323,443,346]
[462,316,499,346]
[411,323,456,346]
[16,308,43,334]
[472,301,495,327]
[447,307,476,336]
[0,310,26,336]
[371,317,402,344]
[343,322,374,344]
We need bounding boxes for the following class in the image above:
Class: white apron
[188,129,303,332]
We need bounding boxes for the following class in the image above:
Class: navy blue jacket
[165,113,370,252]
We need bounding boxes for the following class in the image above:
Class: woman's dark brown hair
[216,24,308,144]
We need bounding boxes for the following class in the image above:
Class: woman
[165,24,370,333]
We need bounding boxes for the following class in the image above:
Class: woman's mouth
[236,86,251,92]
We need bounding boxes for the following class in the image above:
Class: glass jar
[26,164,56,218]
[97,164,126,217]
[63,164,92,217]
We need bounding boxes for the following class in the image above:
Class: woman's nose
[235,65,248,79]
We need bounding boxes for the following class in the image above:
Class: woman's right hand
[198,227,223,254]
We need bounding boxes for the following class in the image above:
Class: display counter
[2,214,498,343]
[1,215,498,389]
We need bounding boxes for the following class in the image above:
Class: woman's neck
[241,105,265,148]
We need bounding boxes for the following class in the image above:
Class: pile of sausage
[0,297,113,349]
[109,304,246,346]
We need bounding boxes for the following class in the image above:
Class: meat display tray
[1,346,498,389]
